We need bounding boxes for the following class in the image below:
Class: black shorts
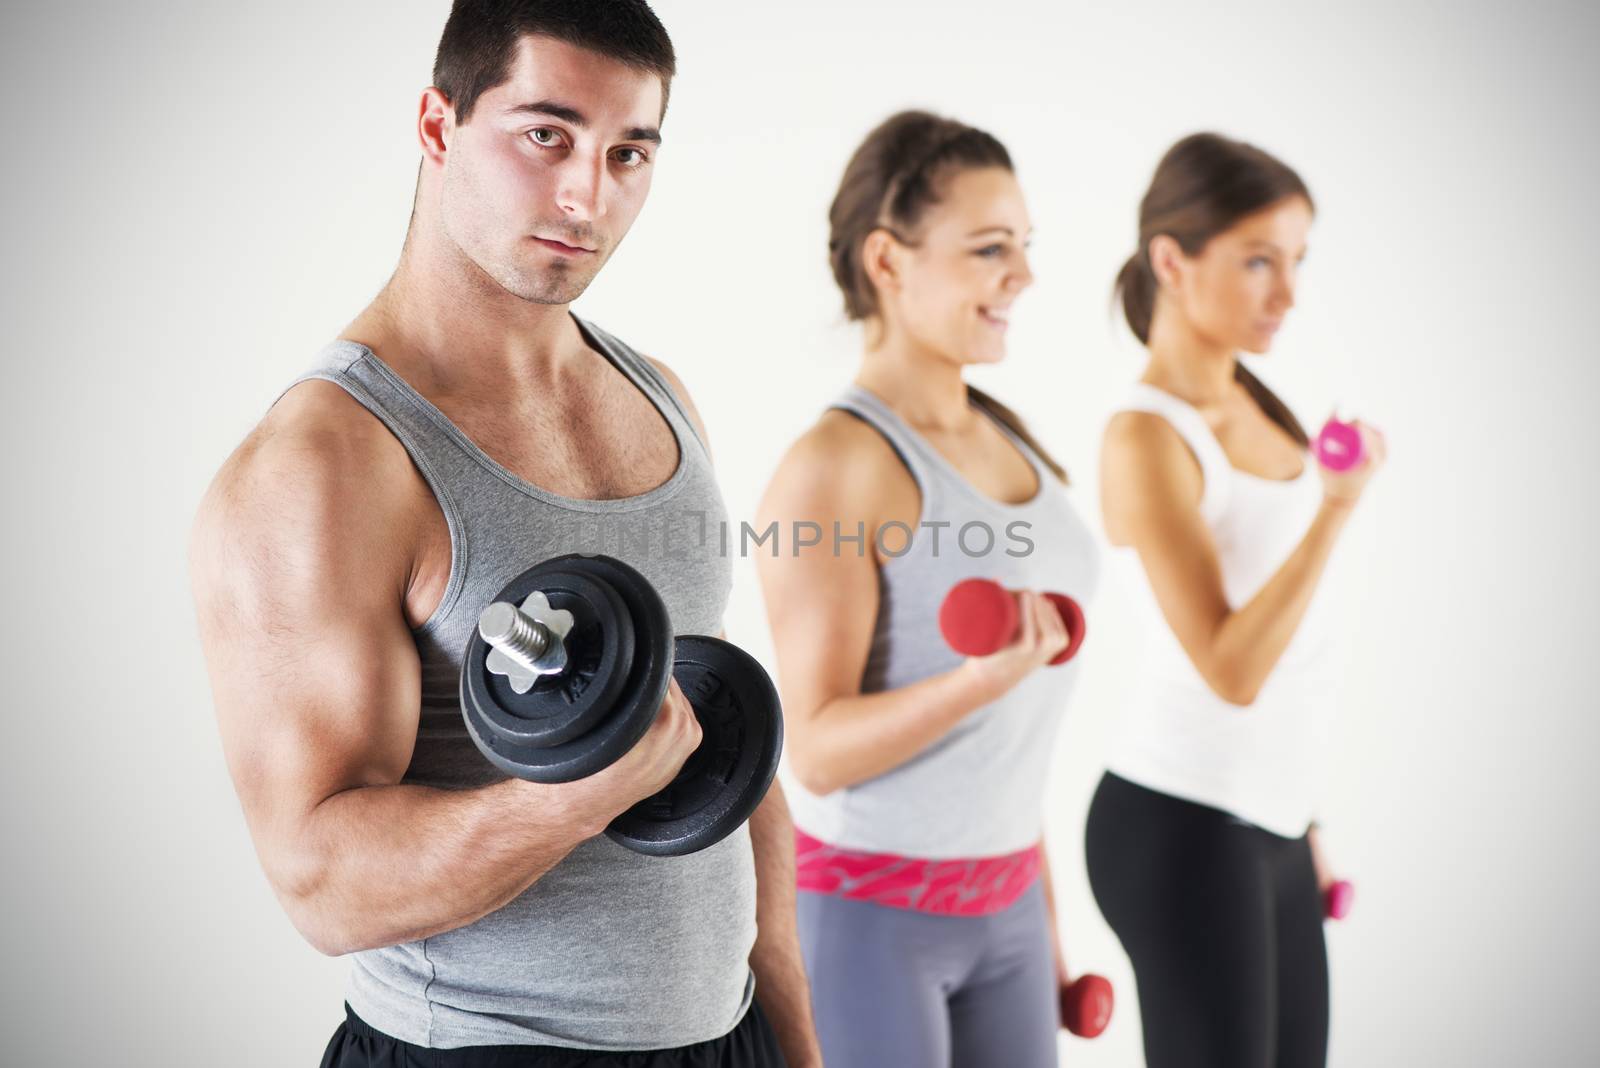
[320,1001,787,1068]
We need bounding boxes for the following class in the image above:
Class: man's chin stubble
[499,261,603,306]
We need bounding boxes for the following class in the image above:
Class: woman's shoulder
[766,408,917,511]
[1103,407,1193,468]
[1101,407,1207,512]
[798,407,905,469]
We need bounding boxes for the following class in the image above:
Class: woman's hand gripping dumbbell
[938,577,1088,691]
[1314,414,1387,509]
[459,553,784,857]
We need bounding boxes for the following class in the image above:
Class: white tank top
[1106,383,1338,838]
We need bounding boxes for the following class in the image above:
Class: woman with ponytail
[754,111,1101,1067]
[1086,133,1386,1067]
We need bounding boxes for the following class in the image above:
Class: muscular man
[190,3,818,1065]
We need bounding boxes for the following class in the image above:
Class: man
[189,3,819,1065]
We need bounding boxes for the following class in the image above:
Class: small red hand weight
[1060,973,1114,1038]
[1324,879,1354,921]
[938,578,1087,666]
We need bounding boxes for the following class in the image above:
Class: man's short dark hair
[433,0,676,125]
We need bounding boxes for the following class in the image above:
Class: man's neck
[344,226,589,400]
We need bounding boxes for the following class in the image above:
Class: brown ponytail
[1235,364,1308,447]
[969,386,1068,483]
[828,111,1069,481]
[1116,252,1158,347]
[1115,133,1314,448]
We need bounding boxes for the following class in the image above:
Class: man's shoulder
[257,377,412,480]
[196,377,421,558]
[640,353,699,412]
[577,317,683,396]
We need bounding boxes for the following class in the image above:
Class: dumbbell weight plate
[606,636,784,857]
[466,567,633,746]
[1044,592,1087,666]
[1060,974,1114,1038]
[460,554,672,783]
[939,578,1019,658]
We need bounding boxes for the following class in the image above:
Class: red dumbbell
[1325,879,1355,921]
[1060,973,1114,1038]
[938,578,1087,665]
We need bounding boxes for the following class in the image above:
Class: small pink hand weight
[1314,418,1364,473]
[1325,879,1355,921]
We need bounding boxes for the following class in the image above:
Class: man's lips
[532,236,597,255]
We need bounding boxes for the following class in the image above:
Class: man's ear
[418,87,454,168]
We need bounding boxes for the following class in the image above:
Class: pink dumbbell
[1060,973,1115,1038]
[938,578,1087,666]
[1313,417,1364,473]
[1324,879,1355,921]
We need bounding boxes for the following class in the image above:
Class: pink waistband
[794,829,1042,917]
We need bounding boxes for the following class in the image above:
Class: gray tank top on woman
[784,386,1101,859]
[276,318,754,1050]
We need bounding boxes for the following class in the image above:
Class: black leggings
[1085,773,1329,1068]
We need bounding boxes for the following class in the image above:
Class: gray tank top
[278,317,754,1050]
[784,386,1101,858]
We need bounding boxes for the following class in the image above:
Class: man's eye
[976,245,1004,258]
[614,147,647,167]
[529,128,560,146]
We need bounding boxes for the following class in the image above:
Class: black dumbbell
[458,553,783,857]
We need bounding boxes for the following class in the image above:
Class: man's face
[437,35,664,305]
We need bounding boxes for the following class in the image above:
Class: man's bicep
[192,443,423,852]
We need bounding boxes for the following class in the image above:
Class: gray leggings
[797,881,1058,1068]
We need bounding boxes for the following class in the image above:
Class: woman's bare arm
[1101,412,1382,705]
[755,415,1064,795]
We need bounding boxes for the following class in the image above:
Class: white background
[1,2,1596,1065]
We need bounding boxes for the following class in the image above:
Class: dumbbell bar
[939,578,1087,665]
[1061,973,1114,1039]
[459,553,783,857]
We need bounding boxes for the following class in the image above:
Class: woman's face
[886,166,1034,365]
[1171,195,1313,354]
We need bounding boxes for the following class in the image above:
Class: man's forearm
[280,777,602,955]
[747,781,821,1067]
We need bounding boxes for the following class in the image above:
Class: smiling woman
[755,111,1104,1068]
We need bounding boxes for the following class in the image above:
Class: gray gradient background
[1,1,1596,1064]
